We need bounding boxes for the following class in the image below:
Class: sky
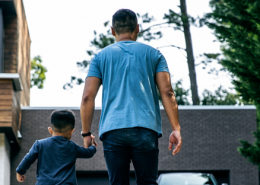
[23,0,233,107]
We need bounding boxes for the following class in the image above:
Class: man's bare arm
[80,77,101,147]
[156,72,182,155]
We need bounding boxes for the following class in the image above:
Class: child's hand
[91,135,98,147]
[17,173,26,182]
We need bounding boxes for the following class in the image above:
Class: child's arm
[16,141,39,182]
[76,143,96,158]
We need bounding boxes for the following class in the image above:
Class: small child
[16,109,97,184]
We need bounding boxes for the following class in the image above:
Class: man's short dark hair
[112,9,137,34]
[50,109,75,132]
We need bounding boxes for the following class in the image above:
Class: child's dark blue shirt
[16,136,96,185]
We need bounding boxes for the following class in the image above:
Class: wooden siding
[16,0,31,106]
[0,80,13,127]
[0,79,20,148]
[0,0,30,149]
[12,90,21,138]
[3,0,31,106]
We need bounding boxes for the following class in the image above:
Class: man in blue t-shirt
[80,9,182,185]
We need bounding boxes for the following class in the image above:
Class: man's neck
[115,33,136,42]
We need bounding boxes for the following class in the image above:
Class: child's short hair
[50,109,75,132]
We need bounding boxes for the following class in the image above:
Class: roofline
[22,105,256,110]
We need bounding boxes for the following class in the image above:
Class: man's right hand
[84,135,98,148]
[91,137,98,147]
[169,130,182,155]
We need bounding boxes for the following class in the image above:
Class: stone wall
[11,106,258,185]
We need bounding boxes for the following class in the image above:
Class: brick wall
[11,107,258,185]
[3,0,31,106]
[4,15,17,74]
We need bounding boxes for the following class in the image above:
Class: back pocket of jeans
[138,128,158,152]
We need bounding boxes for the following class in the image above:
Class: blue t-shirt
[87,41,169,138]
[16,136,96,185]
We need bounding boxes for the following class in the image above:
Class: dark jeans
[102,127,159,185]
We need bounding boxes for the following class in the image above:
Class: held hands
[91,135,97,146]
[84,134,98,148]
[17,173,26,182]
[169,130,182,155]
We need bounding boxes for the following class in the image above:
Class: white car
[158,172,219,185]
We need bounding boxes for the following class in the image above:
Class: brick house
[0,0,31,185]
[0,0,258,185]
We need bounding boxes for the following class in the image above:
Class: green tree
[205,0,260,167]
[138,0,200,104]
[173,80,190,105]
[158,82,248,106]
[200,86,249,105]
[31,56,47,89]
[63,21,115,90]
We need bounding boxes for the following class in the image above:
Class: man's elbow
[81,93,95,104]
[160,88,178,106]
[160,88,175,98]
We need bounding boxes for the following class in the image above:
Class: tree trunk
[180,0,200,105]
